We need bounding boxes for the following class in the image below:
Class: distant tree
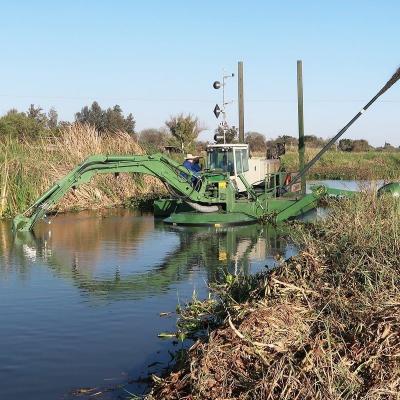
[280,135,298,147]
[213,125,238,144]
[304,135,327,148]
[27,104,48,125]
[339,138,353,152]
[104,105,135,134]
[165,113,201,153]
[75,101,104,130]
[338,138,371,152]
[47,108,59,130]
[263,135,292,153]
[0,105,61,139]
[0,110,45,138]
[266,135,298,151]
[245,131,266,153]
[75,101,135,134]
[58,120,72,129]
[351,139,370,152]
[195,140,208,154]
[139,128,169,151]
[381,142,398,152]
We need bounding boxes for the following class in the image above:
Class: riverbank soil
[148,193,400,400]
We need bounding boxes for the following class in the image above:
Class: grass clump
[148,193,400,400]
[0,124,165,218]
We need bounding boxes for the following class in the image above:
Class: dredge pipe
[185,201,219,213]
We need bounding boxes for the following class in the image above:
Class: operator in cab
[182,154,202,184]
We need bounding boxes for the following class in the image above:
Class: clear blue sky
[1,0,399,146]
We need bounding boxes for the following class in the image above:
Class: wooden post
[297,60,306,194]
[238,61,244,143]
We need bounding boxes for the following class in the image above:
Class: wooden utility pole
[297,60,306,194]
[238,61,244,143]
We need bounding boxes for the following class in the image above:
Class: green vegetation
[138,128,169,152]
[266,134,399,153]
[0,103,205,219]
[0,102,136,139]
[75,101,136,134]
[245,131,267,152]
[138,114,202,154]
[0,105,58,139]
[164,113,202,153]
[0,124,164,218]
[214,125,238,144]
[1,101,399,219]
[282,149,400,180]
[148,193,400,399]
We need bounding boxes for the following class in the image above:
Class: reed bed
[148,193,400,400]
[0,124,165,218]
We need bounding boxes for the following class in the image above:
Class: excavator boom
[13,153,229,232]
[12,153,355,232]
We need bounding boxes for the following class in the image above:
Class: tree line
[0,102,136,138]
[244,133,399,153]
[0,102,398,153]
[0,102,203,154]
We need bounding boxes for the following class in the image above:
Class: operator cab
[206,143,251,192]
[206,143,249,177]
[206,143,281,193]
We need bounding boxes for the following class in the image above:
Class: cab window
[207,148,234,176]
[235,148,249,174]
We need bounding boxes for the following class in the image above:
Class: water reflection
[6,210,294,301]
[0,210,295,400]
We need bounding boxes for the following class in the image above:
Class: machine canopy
[207,146,249,176]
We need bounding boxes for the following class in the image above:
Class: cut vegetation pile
[148,193,400,400]
[0,124,165,218]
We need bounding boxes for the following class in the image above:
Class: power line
[0,94,213,103]
[0,93,399,103]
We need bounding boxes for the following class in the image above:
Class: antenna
[212,69,235,143]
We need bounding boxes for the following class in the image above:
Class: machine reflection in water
[0,210,297,400]
[10,210,296,302]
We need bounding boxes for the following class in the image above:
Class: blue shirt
[182,160,200,184]
[183,160,200,174]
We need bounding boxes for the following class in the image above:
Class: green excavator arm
[12,153,356,233]
[13,153,229,232]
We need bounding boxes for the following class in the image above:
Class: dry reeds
[148,193,400,400]
[0,124,165,218]
[0,158,9,217]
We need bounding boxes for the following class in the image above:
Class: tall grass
[148,193,400,399]
[0,124,165,218]
[282,149,400,180]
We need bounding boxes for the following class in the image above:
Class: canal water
[0,210,296,399]
[0,180,374,399]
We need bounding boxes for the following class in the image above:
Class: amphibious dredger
[13,66,400,232]
[12,147,341,232]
